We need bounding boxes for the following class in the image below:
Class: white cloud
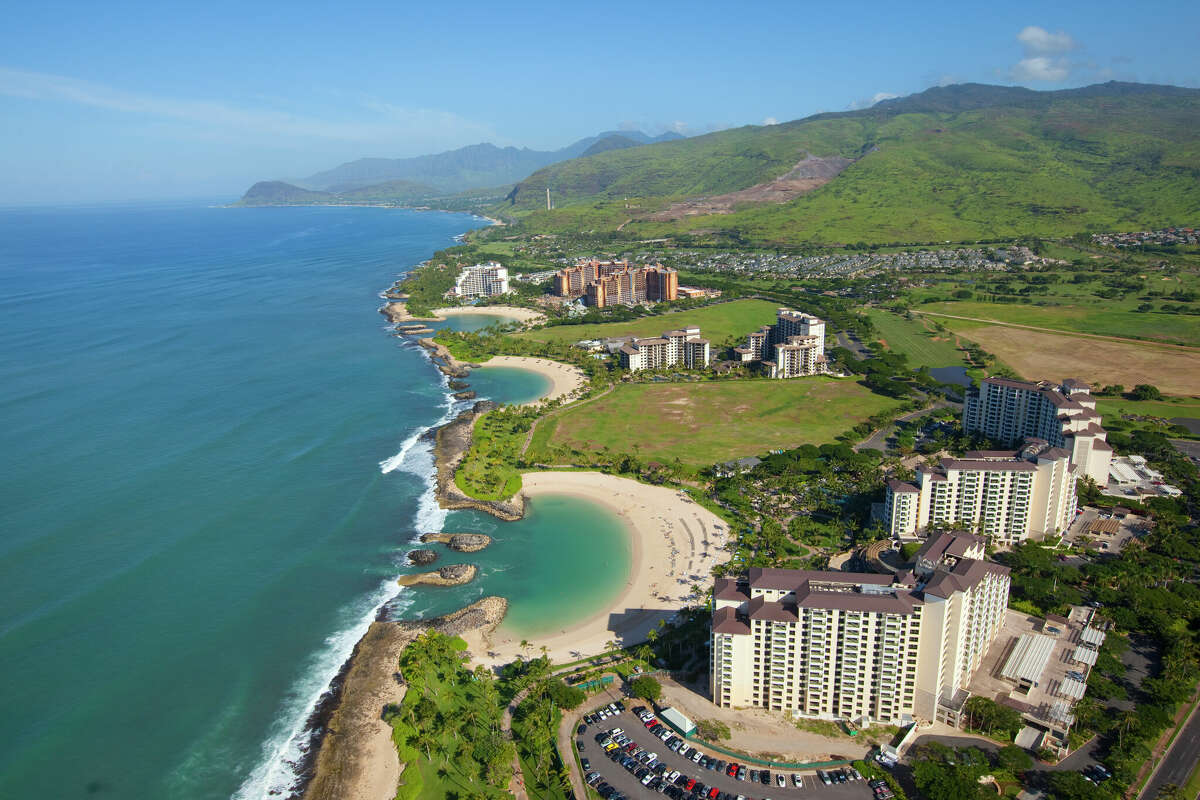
[847,92,899,110]
[1008,26,1078,83]
[1011,56,1071,82]
[0,66,494,145]
[762,116,779,126]
[1017,26,1077,56]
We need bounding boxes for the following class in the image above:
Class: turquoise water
[466,365,554,406]
[0,203,629,800]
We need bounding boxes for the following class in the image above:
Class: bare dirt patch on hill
[645,153,854,221]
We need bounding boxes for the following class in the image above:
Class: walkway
[854,400,956,453]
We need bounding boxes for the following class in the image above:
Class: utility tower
[546,187,551,210]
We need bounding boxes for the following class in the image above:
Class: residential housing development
[710,532,1010,727]
[885,377,1113,542]
[552,258,678,307]
[447,261,509,299]
[734,308,828,378]
[618,326,711,372]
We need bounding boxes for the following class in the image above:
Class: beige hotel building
[711,532,1010,726]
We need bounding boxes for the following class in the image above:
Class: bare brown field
[957,324,1200,395]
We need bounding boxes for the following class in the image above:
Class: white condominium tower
[711,533,1010,725]
[451,262,509,299]
[618,327,711,371]
[884,440,1077,544]
[736,308,827,378]
[963,377,1112,484]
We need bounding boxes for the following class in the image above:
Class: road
[1141,698,1200,799]
[854,400,956,453]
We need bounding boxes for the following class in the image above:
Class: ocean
[0,203,630,800]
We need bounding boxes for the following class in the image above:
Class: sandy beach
[477,355,587,404]
[461,471,730,668]
[430,305,545,325]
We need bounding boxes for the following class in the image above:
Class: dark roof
[1039,447,1072,460]
[793,580,916,615]
[887,478,919,493]
[942,458,1038,472]
[984,376,1040,392]
[1062,378,1091,390]
[924,557,1010,598]
[746,594,799,622]
[963,450,1020,459]
[713,577,750,601]
[746,567,893,590]
[917,531,986,564]
[712,605,750,635]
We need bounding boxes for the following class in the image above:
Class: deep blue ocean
[0,203,630,799]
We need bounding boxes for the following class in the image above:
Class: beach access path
[461,472,730,668]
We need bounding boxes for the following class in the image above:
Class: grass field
[916,300,1200,347]
[532,378,906,466]
[942,322,1200,395]
[863,308,969,368]
[1096,395,1200,422]
[518,299,781,347]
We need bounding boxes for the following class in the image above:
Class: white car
[791,774,803,787]
[691,750,703,763]
[677,744,690,757]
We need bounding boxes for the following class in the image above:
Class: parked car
[759,769,771,785]
[776,773,786,787]
[791,773,802,787]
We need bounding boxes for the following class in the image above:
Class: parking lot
[574,703,875,800]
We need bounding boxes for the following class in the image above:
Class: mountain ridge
[497,81,1200,244]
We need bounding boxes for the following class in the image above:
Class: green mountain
[290,130,687,196]
[237,181,335,205]
[580,134,643,158]
[236,178,440,206]
[499,82,1200,245]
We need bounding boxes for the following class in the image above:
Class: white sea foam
[236,384,458,797]
[231,580,414,800]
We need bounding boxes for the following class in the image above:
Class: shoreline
[300,597,508,800]
[429,305,545,325]
[460,471,730,668]
[476,355,587,405]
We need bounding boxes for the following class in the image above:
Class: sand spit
[301,597,507,800]
[433,401,525,521]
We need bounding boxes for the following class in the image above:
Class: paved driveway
[578,706,873,800]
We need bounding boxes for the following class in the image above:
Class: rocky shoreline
[395,563,477,587]
[300,597,508,800]
[432,400,525,520]
[420,532,492,552]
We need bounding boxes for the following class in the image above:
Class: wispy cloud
[761,116,779,126]
[847,91,899,110]
[0,67,494,144]
[1009,26,1078,83]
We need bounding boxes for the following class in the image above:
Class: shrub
[630,675,662,702]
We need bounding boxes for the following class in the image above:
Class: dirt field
[957,324,1200,395]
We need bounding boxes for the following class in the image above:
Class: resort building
[736,308,827,378]
[553,259,679,307]
[448,262,509,299]
[962,377,1112,484]
[710,533,1010,726]
[884,440,1077,544]
[619,326,711,371]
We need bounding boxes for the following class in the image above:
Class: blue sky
[2,0,1197,203]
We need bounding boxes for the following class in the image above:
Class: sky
[1,0,1197,203]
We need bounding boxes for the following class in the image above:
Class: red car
[708,788,719,799]
[644,718,658,728]
[684,779,696,791]
[726,763,739,776]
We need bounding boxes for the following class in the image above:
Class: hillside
[289,129,686,195]
[499,82,1200,244]
[237,181,335,205]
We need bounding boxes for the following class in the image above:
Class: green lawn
[1095,395,1200,422]
[535,377,906,467]
[518,299,781,347]
[864,308,969,369]
[916,300,1200,347]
